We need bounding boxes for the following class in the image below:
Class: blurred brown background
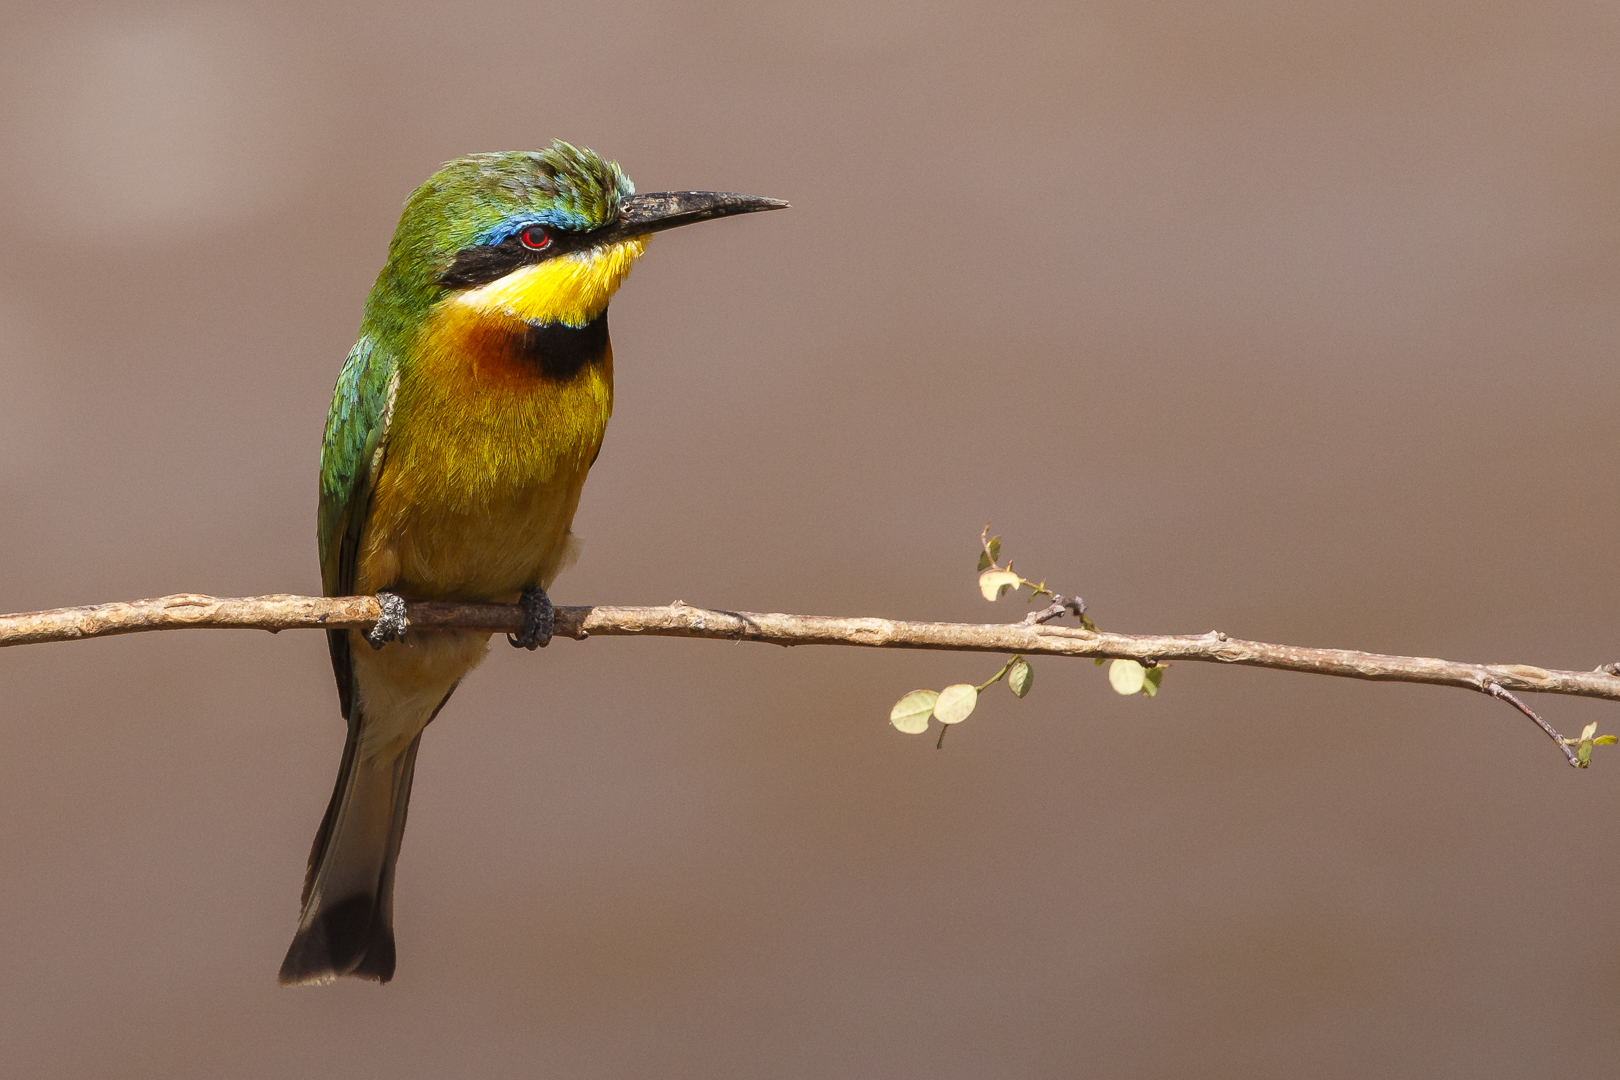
[2,1,1619,1075]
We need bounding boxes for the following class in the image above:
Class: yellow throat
[452,236,649,326]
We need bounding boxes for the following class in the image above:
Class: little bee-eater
[281,142,784,985]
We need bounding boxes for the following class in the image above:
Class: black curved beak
[599,191,788,243]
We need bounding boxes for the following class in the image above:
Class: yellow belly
[359,471,590,602]
[344,302,613,755]
[354,301,613,602]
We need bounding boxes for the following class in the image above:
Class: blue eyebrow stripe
[477,209,598,246]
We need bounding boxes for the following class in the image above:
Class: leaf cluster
[1565,722,1618,768]
[889,527,1163,746]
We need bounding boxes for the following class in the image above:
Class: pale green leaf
[1596,735,1619,745]
[890,690,939,735]
[1008,657,1033,698]
[1582,722,1599,742]
[1108,659,1146,695]
[978,569,1021,602]
[934,683,978,724]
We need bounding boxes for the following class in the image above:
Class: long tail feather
[278,719,423,986]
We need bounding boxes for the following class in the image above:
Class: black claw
[367,591,409,650]
[509,585,553,650]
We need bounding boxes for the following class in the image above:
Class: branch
[5,592,1619,723]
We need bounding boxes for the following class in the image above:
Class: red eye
[520,226,551,251]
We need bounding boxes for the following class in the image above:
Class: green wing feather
[318,334,397,719]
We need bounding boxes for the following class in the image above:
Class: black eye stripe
[438,243,525,289]
[439,227,594,290]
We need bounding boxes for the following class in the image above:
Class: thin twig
[1023,595,1085,626]
[4,593,1620,705]
[1484,682,1581,767]
[2,593,1618,763]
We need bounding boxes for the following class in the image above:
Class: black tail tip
[278,893,396,986]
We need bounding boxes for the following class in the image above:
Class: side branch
[4,593,1620,708]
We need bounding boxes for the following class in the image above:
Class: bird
[280,142,784,985]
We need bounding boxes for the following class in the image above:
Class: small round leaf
[1108,659,1146,695]
[1142,666,1163,697]
[1008,657,1033,698]
[890,690,939,734]
[978,570,1021,601]
[934,683,978,724]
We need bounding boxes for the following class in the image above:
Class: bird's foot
[367,591,409,650]
[508,585,553,650]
